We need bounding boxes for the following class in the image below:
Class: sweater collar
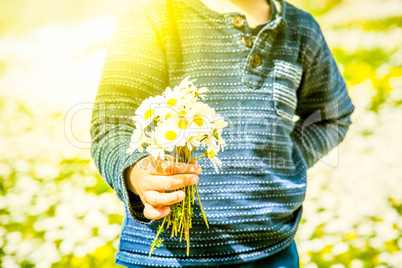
[187,0,287,30]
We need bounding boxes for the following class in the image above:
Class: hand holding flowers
[125,155,202,221]
[125,76,228,256]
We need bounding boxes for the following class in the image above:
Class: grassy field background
[0,0,401,267]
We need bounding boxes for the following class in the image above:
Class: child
[90,0,355,267]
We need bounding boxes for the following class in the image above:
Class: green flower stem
[180,212,185,242]
[148,146,209,258]
[166,212,171,233]
[189,154,205,163]
[178,192,185,240]
[195,184,209,229]
[149,216,167,258]
[186,212,190,256]
[188,185,191,218]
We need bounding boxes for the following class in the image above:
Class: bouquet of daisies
[126,76,228,257]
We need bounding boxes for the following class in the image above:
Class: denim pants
[118,239,299,268]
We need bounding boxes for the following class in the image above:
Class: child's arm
[90,0,167,225]
[290,18,355,169]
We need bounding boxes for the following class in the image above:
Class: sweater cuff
[120,152,155,225]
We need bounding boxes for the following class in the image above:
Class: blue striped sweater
[90,0,355,266]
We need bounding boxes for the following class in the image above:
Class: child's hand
[126,155,202,220]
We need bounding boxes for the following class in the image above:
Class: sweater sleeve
[290,21,355,169]
[90,0,168,225]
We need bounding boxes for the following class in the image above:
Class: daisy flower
[187,102,216,135]
[205,147,222,173]
[186,132,206,151]
[175,76,196,92]
[175,76,209,101]
[162,86,187,108]
[135,95,165,124]
[195,86,208,100]
[154,117,186,152]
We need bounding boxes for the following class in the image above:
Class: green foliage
[334,16,402,31]
[157,224,165,233]
[155,238,164,248]
[333,47,402,112]
[288,0,343,16]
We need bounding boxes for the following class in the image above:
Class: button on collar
[250,54,262,68]
[232,15,244,28]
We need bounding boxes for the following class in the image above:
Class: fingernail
[179,192,185,199]
[192,176,199,184]
[190,167,195,172]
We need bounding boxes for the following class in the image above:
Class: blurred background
[0,0,401,267]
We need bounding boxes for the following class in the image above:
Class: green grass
[333,16,402,31]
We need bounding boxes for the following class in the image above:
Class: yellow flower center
[167,99,177,107]
[178,110,187,116]
[178,119,189,129]
[145,109,154,120]
[166,113,171,119]
[193,115,203,126]
[207,149,215,159]
[165,130,177,141]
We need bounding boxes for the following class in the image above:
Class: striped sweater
[90,0,355,266]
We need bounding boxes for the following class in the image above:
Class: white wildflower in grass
[125,76,227,257]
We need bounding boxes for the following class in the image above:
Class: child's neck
[199,0,271,28]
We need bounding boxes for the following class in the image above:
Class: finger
[143,203,171,220]
[135,156,155,171]
[149,174,199,192]
[150,155,175,175]
[143,190,186,207]
[172,161,202,175]
[152,160,202,175]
